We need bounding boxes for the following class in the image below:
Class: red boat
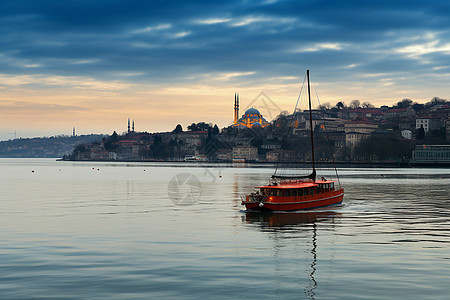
[242,178,344,211]
[242,70,344,211]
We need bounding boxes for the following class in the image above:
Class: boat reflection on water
[243,210,341,300]
[243,209,341,228]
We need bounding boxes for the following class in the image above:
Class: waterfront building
[266,149,295,162]
[232,146,258,161]
[170,130,208,156]
[344,117,379,147]
[215,149,232,161]
[412,145,450,164]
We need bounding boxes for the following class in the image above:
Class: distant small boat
[184,155,207,162]
[241,70,344,211]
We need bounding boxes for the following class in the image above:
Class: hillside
[0,135,106,158]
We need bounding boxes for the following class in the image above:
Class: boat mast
[307,70,316,181]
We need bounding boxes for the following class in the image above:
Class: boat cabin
[257,180,336,197]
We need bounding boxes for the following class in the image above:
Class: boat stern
[241,193,267,210]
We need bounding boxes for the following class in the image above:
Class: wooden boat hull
[242,189,344,211]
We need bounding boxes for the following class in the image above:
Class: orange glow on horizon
[1,73,446,140]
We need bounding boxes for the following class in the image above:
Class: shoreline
[57,158,450,168]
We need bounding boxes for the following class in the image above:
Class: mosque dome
[232,97,270,129]
[244,108,260,115]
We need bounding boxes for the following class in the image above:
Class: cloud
[2,0,449,85]
[293,43,346,53]
[0,99,89,114]
[0,74,133,91]
[1,0,450,139]
[195,18,231,25]
[132,24,172,34]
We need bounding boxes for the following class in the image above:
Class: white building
[415,117,441,133]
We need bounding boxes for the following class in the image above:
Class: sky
[1,0,450,140]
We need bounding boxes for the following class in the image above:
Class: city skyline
[1,0,450,140]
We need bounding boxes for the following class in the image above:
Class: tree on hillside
[197,122,212,131]
[187,123,199,131]
[361,101,374,108]
[427,97,447,106]
[336,101,345,109]
[318,102,331,110]
[349,99,361,108]
[173,124,183,133]
[188,122,212,131]
[416,127,425,140]
[104,131,119,151]
[397,98,413,108]
[212,124,220,135]
[353,134,413,161]
[412,103,424,112]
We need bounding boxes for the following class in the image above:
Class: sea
[0,158,449,299]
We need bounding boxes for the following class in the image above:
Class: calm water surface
[0,158,449,299]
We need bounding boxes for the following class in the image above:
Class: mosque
[232,93,270,128]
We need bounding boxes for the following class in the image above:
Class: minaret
[132,120,135,132]
[234,93,239,125]
[128,118,130,133]
[72,127,76,137]
[234,93,236,124]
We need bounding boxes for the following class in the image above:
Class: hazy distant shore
[57,158,450,168]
